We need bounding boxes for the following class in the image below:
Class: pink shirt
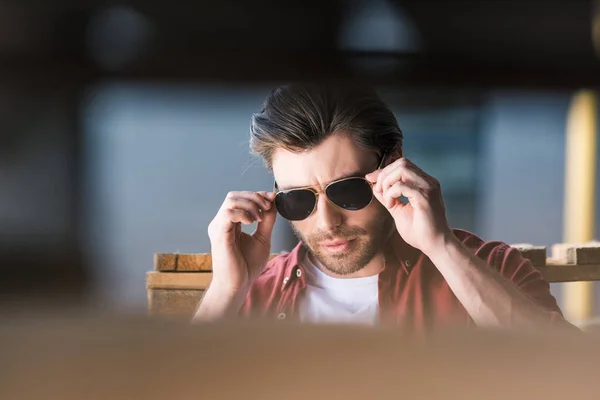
[240,229,566,334]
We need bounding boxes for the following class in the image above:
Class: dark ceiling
[0,0,599,88]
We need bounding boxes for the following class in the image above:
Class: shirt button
[283,277,289,285]
[405,260,411,267]
[277,312,286,320]
[296,269,302,278]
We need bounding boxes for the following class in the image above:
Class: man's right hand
[206,190,278,296]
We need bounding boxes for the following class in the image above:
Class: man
[194,83,572,333]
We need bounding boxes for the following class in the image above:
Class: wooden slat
[147,288,204,318]
[537,260,600,283]
[176,255,213,271]
[566,244,600,265]
[551,243,569,262]
[147,263,600,291]
[146,259,600,319]
[510,244,547,267]
[146,272,212,290]
[153,254,178,271]
[551,242,600,264]
[153,254,212,272]
[154,253,283,272]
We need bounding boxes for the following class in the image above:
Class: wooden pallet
[147,243,600,318]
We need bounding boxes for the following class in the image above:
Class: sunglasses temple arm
[378,152,387,169]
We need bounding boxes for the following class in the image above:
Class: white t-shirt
[297,249,379,326]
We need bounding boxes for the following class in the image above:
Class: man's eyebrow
[276,168,368,192]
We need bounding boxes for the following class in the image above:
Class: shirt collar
[388,231,419,275]
[282,242,305,286]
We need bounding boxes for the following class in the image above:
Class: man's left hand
[365,157,454,255]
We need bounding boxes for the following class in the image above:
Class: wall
[84,83,600,315]
[83,83,298,311]
[477,91,600,312]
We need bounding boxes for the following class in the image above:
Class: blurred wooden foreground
[0,314,599,399]
[147,243,600,319]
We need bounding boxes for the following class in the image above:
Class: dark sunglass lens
[326,178,373,210]
[275,190,317,221]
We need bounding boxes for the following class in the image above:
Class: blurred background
[1,0,600,324]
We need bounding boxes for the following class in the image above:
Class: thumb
[253,203,277,242]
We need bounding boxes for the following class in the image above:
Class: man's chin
[304,237,381,275]
[312,252,369,276]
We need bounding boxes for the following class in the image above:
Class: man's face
[272,132,394,276]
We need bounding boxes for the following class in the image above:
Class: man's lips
[319,238,353,246]
[318,239,356,255]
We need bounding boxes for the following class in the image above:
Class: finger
[257,191,276,207]
[228,191,273,211]
[373,180,416,210]
[365,168,383,183]
[257,190,277,202]
[383,181,421,209]
[223,208,256,226]
[225,197,263,221]
[380,164,430,194]
[373,182,405,210]
[253,204,277,244]
[405,162,440,189]
[369,158,407,188]
[370,158,397,191]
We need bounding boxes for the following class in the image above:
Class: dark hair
[249,82,403,171]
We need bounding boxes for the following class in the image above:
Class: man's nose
[313,194,343,232]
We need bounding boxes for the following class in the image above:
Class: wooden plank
[154,253,284,272]
[510,244,547,267]
[153,254,213,272]
[153,253,178,271]
[566,243,600,265]
[551,242,600,264]
[144,259,600,321]
[537,260,600,282]
[177,254,213,271]
[146,272,212,290]
[147,288,204,318]
[147,263,600,291]
[551,243,569,263]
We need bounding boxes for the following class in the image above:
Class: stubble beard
[290,205,393,276]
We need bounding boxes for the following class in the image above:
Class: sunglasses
[273,153,387,221]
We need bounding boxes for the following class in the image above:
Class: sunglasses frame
[273,152,388,221]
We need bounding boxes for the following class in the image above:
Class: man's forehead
[272,149,374,190]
